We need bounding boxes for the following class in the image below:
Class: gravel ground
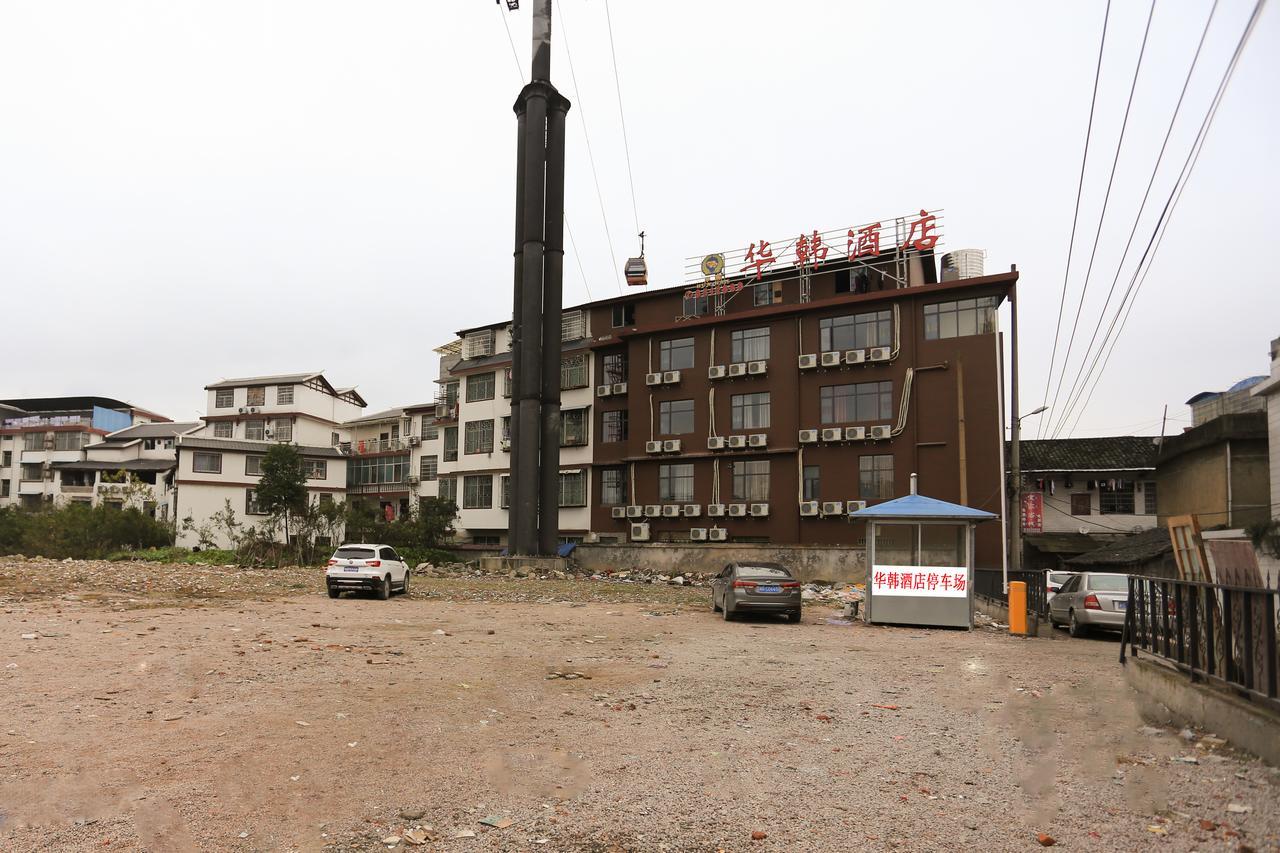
[1,558,1278,852]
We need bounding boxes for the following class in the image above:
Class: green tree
[256,444,308,556]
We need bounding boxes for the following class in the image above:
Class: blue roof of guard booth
[848,493,998,521]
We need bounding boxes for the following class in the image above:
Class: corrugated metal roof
[849,493,997,521]
[103,422,200,441]
[178,437,344,458]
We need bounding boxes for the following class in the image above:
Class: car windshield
[1087,575,1128,592]
[334,547,376,560]
[738,565,791,578]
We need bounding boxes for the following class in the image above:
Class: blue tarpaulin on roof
[848,493,997,521]
[91,406,131,433]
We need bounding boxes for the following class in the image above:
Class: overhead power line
[1038,0,1112,440]
[603,0,641,237]
[1056,0,1268,437]
[1049,0,1221,438]
[1043,0,1157,438]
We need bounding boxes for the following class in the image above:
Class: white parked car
[326,544,410,600]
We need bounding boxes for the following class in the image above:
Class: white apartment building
[0,397,172,511]
[173,372,365,548]
[419,309,596,546]
[54,421,200,518]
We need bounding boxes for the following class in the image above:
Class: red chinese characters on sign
[1021,493,1044,533]
[847,222,882,259]
[740,240,777,280]
[901,209,939,252]
[871,567,967,596]
[795,231,829,267]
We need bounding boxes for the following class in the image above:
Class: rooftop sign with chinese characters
[684,209,945,286]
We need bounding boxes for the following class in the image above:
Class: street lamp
[1008,405,1048,586]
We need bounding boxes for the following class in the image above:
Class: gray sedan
[1048,571,1129,637]
[711,562,802,623]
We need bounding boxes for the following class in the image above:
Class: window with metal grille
[730,392,771,430]
[419,455,438,480]
[346,455,409,485]
[500,475,510,509]
[421,422,438,441]
[271,419,292,443]
[602,352,627,384]
[1142,481,1157,515]
[819,310,892,351]
[245,420,265,441]
[304,459,327,480]
[464,420,494,454]
[438,476,457,505]
[276,385,294,405]
[561,310,586,341]
[246,387,266,407]
[503,368,512,398]
[213,421,233,438]
[1100,482,1135,515]
[659,399,695,435]
[559,471,587,507]
[462,474,492,509]
[923,297,998,340]
[214,389,234,408]
[192,451,222,474]
[560,409,588,447]
[820,381,892,423]
[659,338,695,370]
[443,427,458,462]
[659,463,695,502]
[732,460,770,501]
[53,432,87,451]
[463,330,495,359]
[466,372,495,402]
[245,455,264,476]
[600,467,626,505]
[858,455,894,500]
[730,327,770,362]
[23,433,44,451]
[803,465,821,501]
[561,354,588,390]
[601,410,628,443]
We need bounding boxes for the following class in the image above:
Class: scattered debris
[1226,803,1252,814]
[479,815,513,829]
[751,830,768,841]
[1036,833,1056,847]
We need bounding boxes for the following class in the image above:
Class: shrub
[0,503,172,559]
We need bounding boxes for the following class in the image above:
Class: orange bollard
[1008,581,1027,636]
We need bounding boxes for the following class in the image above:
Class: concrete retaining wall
[1125,655,1280,767]
[572,542,866,583]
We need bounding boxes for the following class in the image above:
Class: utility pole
[1006,275,1047,581]
[507,0,571,556]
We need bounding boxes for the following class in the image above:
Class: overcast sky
[1,1,1276,439]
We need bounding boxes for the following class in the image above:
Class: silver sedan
[1048,571,1129,637]
[710,562,802,623]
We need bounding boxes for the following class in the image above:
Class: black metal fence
[1120,576,1280,714]
[973,569,1048,616]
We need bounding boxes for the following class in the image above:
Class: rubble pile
[800,583,865,604]
[414,561,716,587]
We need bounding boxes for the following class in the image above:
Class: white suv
[326,544,410,600]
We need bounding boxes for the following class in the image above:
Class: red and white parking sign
[871,567,968,598]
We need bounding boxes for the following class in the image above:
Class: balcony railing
[60,484,94,494]
[342,438,409,455]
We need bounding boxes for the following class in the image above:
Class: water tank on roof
[940,249,986,281]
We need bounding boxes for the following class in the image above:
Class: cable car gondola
[624,231,648,287]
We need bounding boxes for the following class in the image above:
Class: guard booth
[850,477,996,629]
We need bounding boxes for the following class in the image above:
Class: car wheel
[377,575,391,601]
[1068,609,1087,638]
[722,598,734,621]
[327,585,340,599]
[787,610,802,624]
[400,572,410,596]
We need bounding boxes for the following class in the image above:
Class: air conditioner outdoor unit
[707,436,726,450]
[662,504,680,518]
[626,505,642,518]
[728,503,747,517]
[409,436,421,446]
[748,434,767,448]
[750,503,770,517]
[500,438,511,451]
[690,528,708,541]
[844,350,866,365]
[249,407,260,414]
[708,365,727,380]
[727,363,747,378]
[869,346,891,362]
[799,500,819,517]
[663,439,681,453]
[630,522,650,542]
[798,429,818,444]
[821,428,843,442]
[748,361,767,375]
[597,385,613,397]
[683,504,701,517]
[727,435,746,449]
[644,504,661,517]
[708,527,728,542]
[706,503,726,516]
[645,372,663,386]
[847,500,868,514]
[798,354,818,370]
[646,440,663,454]
[869,425,892,440]
[263,428,275,439]
[821,501,844,516]
[238,407,248,414]
[820,351,842,367]
[844,426,866,441]
[407,475,421,485]
[611,506,628,519]
[611,382,628,395]
[663,370,681,384]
